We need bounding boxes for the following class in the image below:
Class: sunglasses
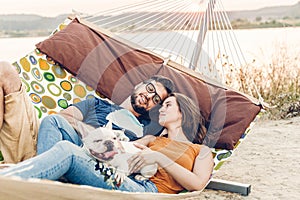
[145,82,162,105]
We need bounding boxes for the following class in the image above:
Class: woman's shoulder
[196,145,212,159]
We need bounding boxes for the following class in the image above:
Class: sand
[195,116,300,200]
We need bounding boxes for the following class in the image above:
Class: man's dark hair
[149,75,175,94]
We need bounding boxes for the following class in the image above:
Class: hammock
[82,0,253,91]
[0,0,262,198]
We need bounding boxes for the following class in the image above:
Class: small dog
[76,121,157,183]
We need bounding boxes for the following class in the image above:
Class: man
[0,61,175,163]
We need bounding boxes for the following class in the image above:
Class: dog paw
[134,174,148,181]
[115,170,126,184]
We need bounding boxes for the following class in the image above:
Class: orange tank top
[149,137,201,194]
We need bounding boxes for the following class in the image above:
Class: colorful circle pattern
[13,45,100,120]
[29,93,42,104]
[31,67,43,81]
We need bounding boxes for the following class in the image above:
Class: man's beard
[130,94,149,117]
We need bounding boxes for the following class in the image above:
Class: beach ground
[195,116,300,200]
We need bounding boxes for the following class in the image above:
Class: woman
[0,93,213,194]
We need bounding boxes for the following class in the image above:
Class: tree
[255,16,262,22]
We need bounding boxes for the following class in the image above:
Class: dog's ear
[105,120,113,130]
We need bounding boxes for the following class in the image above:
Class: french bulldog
[76,121,157,183]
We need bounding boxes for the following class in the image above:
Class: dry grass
[225,43,300,120]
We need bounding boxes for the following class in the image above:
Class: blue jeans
[37,114,83,154]
[0,141,158,193]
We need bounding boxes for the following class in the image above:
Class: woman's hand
[127,143,160,174]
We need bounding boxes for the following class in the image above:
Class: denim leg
[0,141,103,184]
[37,114,82,154]
[0,141,158,193]
[117,176,158,193]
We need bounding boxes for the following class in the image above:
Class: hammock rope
[82,0,263,99]
[158,11,199,60]
[129,2,192,45]
[100,1,175,29]
[181,11,203,65]
[85,0,160,20]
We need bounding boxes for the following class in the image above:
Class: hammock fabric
[36,17,261,150]
[0,16,261,198]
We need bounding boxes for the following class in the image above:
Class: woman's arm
[129,144,214,191]
[133,135,156,146]
[134,128,166,146]
[158,145,214,191]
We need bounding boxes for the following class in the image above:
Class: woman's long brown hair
[170,93,207,144]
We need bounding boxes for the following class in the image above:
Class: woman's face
[158,96,182,127]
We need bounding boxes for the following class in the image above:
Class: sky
[0,0,298,17]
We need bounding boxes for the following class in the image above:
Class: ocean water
[1,27,300,65]
[0,37,46,63]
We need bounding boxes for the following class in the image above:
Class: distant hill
[0,2,299,37]
[227,2,300,21]
[0,14,68,31]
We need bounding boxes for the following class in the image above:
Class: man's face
[130,80,168,116]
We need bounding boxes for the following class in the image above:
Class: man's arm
[58,106,95,136]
